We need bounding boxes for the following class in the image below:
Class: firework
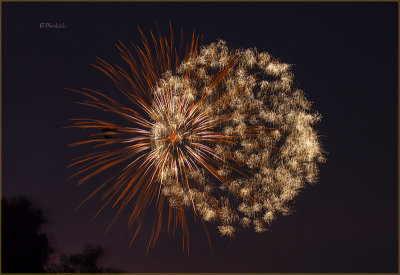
[69,25,325,251]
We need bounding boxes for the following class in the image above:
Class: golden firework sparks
[68,23,325,251]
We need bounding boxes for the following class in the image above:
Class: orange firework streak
[68,23,274,252]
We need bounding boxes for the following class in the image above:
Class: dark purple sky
[2,2,398,273]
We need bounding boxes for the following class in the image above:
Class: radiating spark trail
[69,24,325,251]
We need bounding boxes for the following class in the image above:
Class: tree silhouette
[2,196,53,273]
[48,244,121,273]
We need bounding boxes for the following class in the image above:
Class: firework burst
[69,24,325,251]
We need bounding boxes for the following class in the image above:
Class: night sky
[2,2,398,273]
